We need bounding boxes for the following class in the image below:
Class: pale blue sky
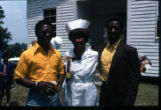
[0,0,27,44]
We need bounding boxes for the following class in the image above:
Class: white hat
[51,36,63,49]
[65,19,90,33]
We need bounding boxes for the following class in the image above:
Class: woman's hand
[66,72,71,79]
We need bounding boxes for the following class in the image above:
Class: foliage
[0,6,12,52]
[0,6,5,24]
[7,42,27,58]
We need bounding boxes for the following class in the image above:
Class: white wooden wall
[127,0,159,77]
[57,1,75,55]
[27,0,75,55]
[27,0,159,77]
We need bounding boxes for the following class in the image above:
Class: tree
[0,5,5,24]
[0,6,12,52]
[7,42,27,58]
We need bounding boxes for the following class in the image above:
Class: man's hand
[50,81,61,92]
[0,72,6,78]
[56,83,61,92]
[36,81,57,93]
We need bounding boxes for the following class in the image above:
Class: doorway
[77,0,127,51]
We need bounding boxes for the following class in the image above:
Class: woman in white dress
[62,19,99,106]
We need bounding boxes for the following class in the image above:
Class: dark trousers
[99,81,123,107]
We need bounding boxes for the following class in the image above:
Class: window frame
[43,8,57,37]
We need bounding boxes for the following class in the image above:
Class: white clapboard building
[27,0,160,78]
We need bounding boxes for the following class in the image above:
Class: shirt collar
[70,46,88,59]
[106,39,121,49]
[34,42,56,54]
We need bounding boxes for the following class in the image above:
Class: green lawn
[135,83,158,106]
[2,82,158,106]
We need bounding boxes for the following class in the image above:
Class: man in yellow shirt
[99,17,140,107]
[15,20,65,106]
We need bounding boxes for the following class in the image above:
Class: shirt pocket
[30,58,48,70]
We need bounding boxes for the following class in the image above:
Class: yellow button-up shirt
[14,42,64,82]
[99,40,120,81]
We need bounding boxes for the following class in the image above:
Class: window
[156,1,160,39]
[44,8,56,37]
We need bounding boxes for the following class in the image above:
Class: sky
[0,0,27,44]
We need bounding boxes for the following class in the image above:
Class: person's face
[107,20,122,43]
[37,24,53,45]
[72,36,86,50]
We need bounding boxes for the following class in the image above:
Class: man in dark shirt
[0,52,14,107]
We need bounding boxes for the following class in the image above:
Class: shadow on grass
[140,76,159,85]
[10,101,20,106]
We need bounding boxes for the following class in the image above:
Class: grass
[135,83,158,106]
[2,84,28,106]
[1,82,158,106]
